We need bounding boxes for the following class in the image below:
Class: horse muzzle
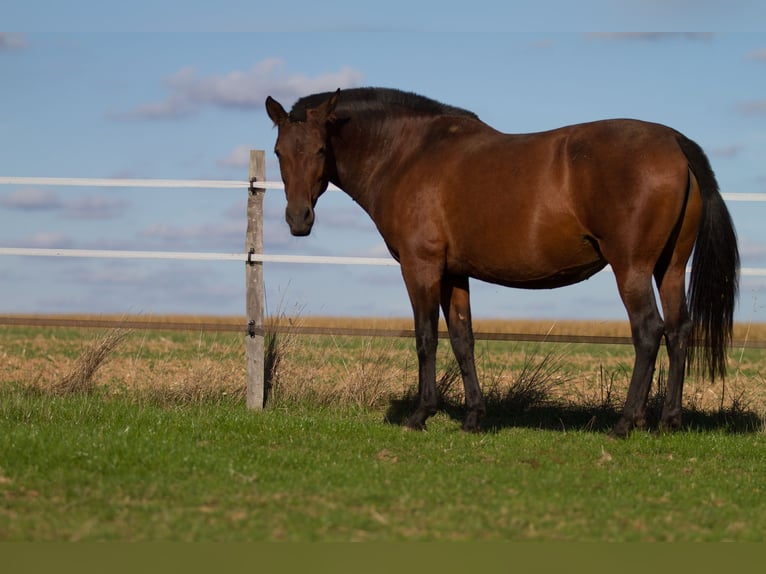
[286,205,315,236]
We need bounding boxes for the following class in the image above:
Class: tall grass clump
[500,347,569,408]
[48,327,131,395]
[263,309,303,404]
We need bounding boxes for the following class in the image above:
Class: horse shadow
[384,394,764,435]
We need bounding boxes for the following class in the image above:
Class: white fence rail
[1,174,764,273]
[0,175,382,266]
[0,248,763,276]
[0,175,760,199]
[0,247,400,266]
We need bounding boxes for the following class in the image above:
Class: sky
[2,2,766,324]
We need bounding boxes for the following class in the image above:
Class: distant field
[1,317,765,541]
[6,312,766,340]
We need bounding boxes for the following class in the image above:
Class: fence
[2,150,766,408]
[0,151,402,409]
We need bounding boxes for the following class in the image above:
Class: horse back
[382,117,693,288]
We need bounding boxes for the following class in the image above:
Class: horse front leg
[402,264,441,431]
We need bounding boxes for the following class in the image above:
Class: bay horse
[265,87,739,436]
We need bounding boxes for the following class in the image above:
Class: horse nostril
[286,205,314,236]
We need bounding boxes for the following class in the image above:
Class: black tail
[677,135,739,381]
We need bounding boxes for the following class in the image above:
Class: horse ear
[265,96,288,126]
[307,89,340,125]
[325,88,340,122]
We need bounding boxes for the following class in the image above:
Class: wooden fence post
[245,150,266,409]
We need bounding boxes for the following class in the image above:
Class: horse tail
[677,134,739,381]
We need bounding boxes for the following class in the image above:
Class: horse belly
[492,258,608,289]
[449,232,607,290]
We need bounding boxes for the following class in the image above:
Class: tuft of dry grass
[478,346,571,419]
[264,308,304,403]
[48,327,131,395]
[435,359,464,406]
[504,348,569,407]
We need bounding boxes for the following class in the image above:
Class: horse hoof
[461,411,483,433]
[404,417,427,431]
[609,419,633,439]
[659,417,682,433]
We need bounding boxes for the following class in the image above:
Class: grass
[2,387,766,541]
[1,318,766,541]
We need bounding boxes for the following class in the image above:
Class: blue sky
[2,2,766,323]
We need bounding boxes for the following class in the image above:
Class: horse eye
[274,149,281,159]
[317,147,326,156]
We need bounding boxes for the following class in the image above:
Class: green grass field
[1,321,765,541]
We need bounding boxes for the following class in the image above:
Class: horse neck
[329,114,432,213]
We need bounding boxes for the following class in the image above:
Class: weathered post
[245,150,265,409]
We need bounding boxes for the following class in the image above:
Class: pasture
[1,318,766,541]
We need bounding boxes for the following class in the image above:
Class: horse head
[265,90,339,236]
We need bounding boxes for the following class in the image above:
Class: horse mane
[289,87,479,122]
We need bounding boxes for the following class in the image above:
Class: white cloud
[711,145,743,159]
[223,199,247,220]
[362,243,395,258]
[0,188,62,210]
[63,196,129,219]
[217,145,252,169]
[0,188,128,219]
[738,100,766,116]
[140,220,244,249]
[586,32,714,42]
[740,238,766,263]
[115,58,364,120]
[21,232,75,249]
[126,98,195,120]
[314,205,377,231]
[0,33,25,51]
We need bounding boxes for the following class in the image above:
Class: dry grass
[46,327,131,395]
[263,306,305,403]
[14,328,245,405]
[332,337,412,408]
[269,335,413,408]
[134,356,246,406]
[123,331,246,406]
[3,315,765,428]
[487,346,572,412]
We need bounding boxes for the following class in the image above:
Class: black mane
[289,87,479,122]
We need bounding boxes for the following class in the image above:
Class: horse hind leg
[655,264,692,432]
[654,202,698,431]
[440,275,485,432]
[611,267,665,437]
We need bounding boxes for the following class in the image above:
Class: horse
[265,87,739,437]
